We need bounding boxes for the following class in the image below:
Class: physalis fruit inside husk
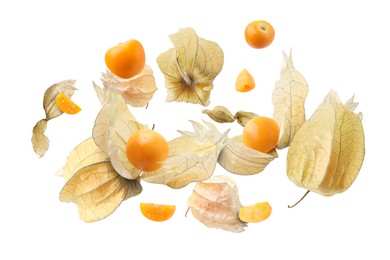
[287,90,365,206]
[32,80,79,157]
[58,82,234,221]
[141,120,229,189]
[202,107,278,176]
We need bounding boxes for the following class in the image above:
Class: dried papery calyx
[287,90,365,201]
[157,28,224,106]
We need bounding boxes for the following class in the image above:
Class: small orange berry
[243,116,280,153]
[105,39,145,79]
[245,20,275,49]
[126,129,169,172]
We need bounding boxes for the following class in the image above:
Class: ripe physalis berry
[126,129,169,172]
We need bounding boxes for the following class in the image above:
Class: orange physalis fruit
[140,203,176,222]
[243,116,280,153]
[239,202,272,223]
[55,92,81,115]
[105,39,146,79]
[235,69,255,92]
[244,20,275,49]
[126,129,169,172]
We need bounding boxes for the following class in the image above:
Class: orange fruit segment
[239,202,272,223]
[140,203,176,222]
[243,116,280,153]
[235,69,255,92]
[55,92,81,115]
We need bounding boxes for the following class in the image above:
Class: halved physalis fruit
[140,202,176,222]
[235,69,255,92]
[239,202,272,223]
[55,92,81,114]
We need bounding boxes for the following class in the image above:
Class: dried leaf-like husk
[202,106,235,123]
[62,138,108,182]
[187,176,246,233]
[31,119,49,157]
[234,111,259,127]
[141,121,228,188]
[93,81,107,106]
[287,90,365,196]
[59,161,142,222]
[92,92,144,179]
[157,28,224,106]
[43,80,77,119]
[218,136,278,175]
[344,95,363,121]
[32,80,78,157]
[102,66,157,107]
[272,50,308,149]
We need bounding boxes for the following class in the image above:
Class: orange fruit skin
[126,129,169,172]
[140,203,176,222]
[105,39,145,79]
[235,69,255,92]
[243,116,280,153]
[245,20,275,49]
[239,202,272,223]
[55,92,81,115]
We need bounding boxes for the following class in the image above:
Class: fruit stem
[288,190,310,208]
[185,207,190,217]
[260,25,267,31]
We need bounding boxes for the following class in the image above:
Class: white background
[1,0,389,259]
